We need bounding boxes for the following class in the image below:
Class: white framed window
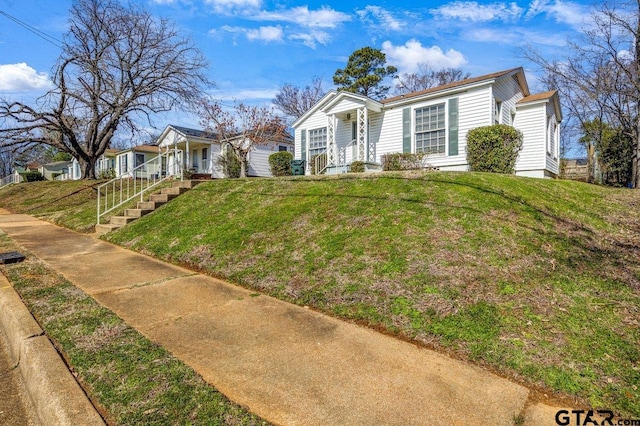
[309,127,327,157]
[415,103,446,154]
[135,153,145,169]
[119,155,128,173]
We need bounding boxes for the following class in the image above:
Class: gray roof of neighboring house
[171,125,217,139]
[41,161,72,169]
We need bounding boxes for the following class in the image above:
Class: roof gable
[292,90,338,128]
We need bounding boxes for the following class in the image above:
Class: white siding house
[115,145,162,179]
[157,124,294,178]
[292,67,562,178]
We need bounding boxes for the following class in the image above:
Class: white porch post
[327,114,336,166]
[185,139,190,171]
[357,107,368,162]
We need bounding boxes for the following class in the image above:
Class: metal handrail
[96,149,183,225]
[313,149,328,175]
[338,139,358,173]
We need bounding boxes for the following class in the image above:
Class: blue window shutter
[402,108,411,153]
[448,98,459,156]
[300,129,307,162]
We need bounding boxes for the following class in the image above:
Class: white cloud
[431,1,523,22]
[0,63,53,92]
[525,0,591,28]
[205,0,262,13]
[382,40,467,74]
[356,6,405,31]
[289,30,331,49]
[254,6,351,29]
[214,87,278,101]
[246,26,283,42]
[220,25,283,43]
[465,27,565,46]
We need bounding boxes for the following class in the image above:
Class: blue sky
[0,0,593,130]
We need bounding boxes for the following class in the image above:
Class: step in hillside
[95,179,200,236]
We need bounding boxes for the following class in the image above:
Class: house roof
[131,145,161,153]
[321,91,383,115]
[516,89,562,121]
[171,125,217,139]
[382,67,528,104]
[517,90,557,104]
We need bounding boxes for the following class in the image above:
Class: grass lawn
[103,171,640,417]
[0,232,268,425]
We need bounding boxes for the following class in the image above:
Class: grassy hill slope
[105,171,640,416]
[2,172,639,416]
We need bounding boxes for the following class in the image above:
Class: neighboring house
[156,124,294,178]
[292,67,562,178]
[97,148,119,177]
[39,161,73,181]
[115,145,162,178]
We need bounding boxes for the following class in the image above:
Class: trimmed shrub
[466,124,523,174]
[350,161,365,173]
[22,171,45,182]
[217,149,243,178]
[99,168,116,179]
[381,152,426,171]
[269,151,293,176]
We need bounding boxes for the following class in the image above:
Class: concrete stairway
[95,180,199,236]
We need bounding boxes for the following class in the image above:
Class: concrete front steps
[95,180,199,236]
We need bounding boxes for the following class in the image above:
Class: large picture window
[308,127,327,157]
[415,103,446,154]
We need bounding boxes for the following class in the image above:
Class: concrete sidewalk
[0,210,571,425]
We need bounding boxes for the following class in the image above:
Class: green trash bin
[291,160,305,176]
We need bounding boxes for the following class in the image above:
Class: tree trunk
[80,157,98,179]
[239,156,247,178]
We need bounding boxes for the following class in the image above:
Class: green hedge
[466,124,523,174]
[381,153,425,171]
[268,151,293,176]
[22,171,45,182]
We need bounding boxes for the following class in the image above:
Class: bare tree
[395,65,470,95]
[524,0,640,187]
[273,77,325,122]
[199,100,289,178]
[0,0,210,179]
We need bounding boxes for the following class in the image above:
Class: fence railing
[0,172,21,188]
[96,149,182,225]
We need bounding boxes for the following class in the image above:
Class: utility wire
[0,9,63,49]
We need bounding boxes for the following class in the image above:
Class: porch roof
[157,124,219,148]
[321,91,383,116]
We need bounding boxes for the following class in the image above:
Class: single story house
[292,67,562,178]
[115,145,162,179]
[39,161,73,181]
[156,124,294,178]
